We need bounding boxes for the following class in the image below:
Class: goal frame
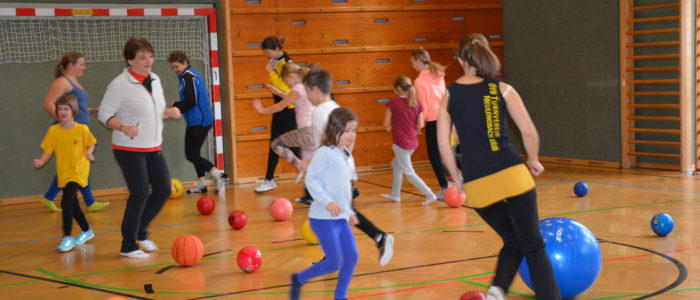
[0,6,225,171]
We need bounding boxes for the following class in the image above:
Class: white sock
[198,177,206,188]
[210,168,222,178]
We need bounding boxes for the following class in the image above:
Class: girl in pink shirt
[252,63,315,182]
[411,49,449,199]
[382,75,437,205]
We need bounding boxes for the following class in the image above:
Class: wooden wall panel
[231,10,502,54]
[226,0,503,182]
[230,0,502,11]
[232,48,504,99]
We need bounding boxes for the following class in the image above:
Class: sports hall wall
[0,0,222,200]
[226,0,504,182]
[502,0,621,164]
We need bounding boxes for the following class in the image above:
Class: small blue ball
[574,181,588,197]
[651,213,674,237]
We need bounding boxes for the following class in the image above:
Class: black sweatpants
[474,189,561,300]
[114,150,171,253]
[185,125,215,178]
[425,121,448,188]
[61,182,90,236]
[265,107,299,180]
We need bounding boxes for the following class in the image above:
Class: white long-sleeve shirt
[98,68,166,149]
[305,145,357,220]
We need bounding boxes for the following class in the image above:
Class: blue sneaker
[75,229,94,245]
[56,236,75,252]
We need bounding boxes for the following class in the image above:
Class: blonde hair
[458,33,501,79]
[411,49,446,77]
[54,51,83,78]
[280,62,309,79]
[393,75,417,108]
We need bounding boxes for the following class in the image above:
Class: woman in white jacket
[98,36,181,259]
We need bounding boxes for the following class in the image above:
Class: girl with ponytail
[437,33,561,299]
[381,75,437,205]
[410,48,449,200]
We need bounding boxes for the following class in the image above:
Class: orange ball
[444,186,466,208]
[171,234,204,267]
[269,197,293,221]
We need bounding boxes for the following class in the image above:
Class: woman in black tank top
[436,33,561,300]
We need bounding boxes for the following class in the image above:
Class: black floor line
[0,269,152,300]
[185,254,498,299]
[357,179,424,197]
[599,238,687,299]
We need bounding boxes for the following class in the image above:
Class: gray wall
[503,0,621,163]
[0,0,224,198]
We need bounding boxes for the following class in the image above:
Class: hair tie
[472,39,480,45]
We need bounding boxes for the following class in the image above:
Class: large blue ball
[573,181,588,197]
[518,217,602,298]
[651,213,674,237]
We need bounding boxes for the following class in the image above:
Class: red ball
[171,234,204,267]
[460,291,486,300]
[237,246,263,273]
[197,196,215,215]
[444,186,466,208]
[269,198,293,221]
[228,210,248,230]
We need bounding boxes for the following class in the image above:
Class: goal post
[0,6,224,171]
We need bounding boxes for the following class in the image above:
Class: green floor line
[2,195,696,296]
[0,280,39,288]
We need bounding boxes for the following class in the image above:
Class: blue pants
[297,218,358,299]
[44,175,95,206]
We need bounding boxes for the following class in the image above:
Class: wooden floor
[1,163,700,299]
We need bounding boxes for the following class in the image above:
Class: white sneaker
[436,188,447,202]
[139,239,159,251]
[378,233,394,266]
[214,173,229,192]
[254,180,277,193]
[421,196,437,206]
[121,250,150,258]
[381,194,401,202]
[486,286,505,300]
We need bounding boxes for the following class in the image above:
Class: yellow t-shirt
[40,123,96,188]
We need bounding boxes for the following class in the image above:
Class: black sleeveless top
[447,79,523,183]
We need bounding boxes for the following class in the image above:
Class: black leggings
[61,182,90,236]
[265,107,299,180]
[474,189,561,300]
[425,121,448,188]
[185,125,215,178]
[114,150,171,253]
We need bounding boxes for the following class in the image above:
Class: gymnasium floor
[1,163,699,299]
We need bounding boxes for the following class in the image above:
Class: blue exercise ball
[651,213,674,237]
[573,181,588,197]
[518,217,602,298]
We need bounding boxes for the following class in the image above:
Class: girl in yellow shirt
[34,95,96,252]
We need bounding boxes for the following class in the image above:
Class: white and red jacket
[98,68,166,151]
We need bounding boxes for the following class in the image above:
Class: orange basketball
[269,197,293,221]
[171,234,204,267]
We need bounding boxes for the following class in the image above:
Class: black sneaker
[187,186,208,194]
[294,196,313,206]
[378,233,394,266]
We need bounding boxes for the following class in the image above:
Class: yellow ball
[170,178,184,199]
[302,219,318,245]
